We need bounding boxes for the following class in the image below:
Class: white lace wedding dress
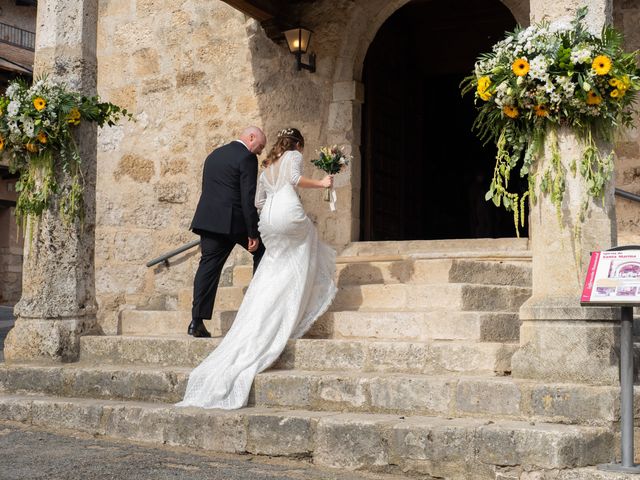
[176,150,337,409]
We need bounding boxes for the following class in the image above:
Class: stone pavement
[0,421,409,480]
[0,306,15,363]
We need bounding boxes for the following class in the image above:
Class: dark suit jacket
[190,141,260,238]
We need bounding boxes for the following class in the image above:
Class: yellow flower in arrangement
[67,107,81,125]
[586,91,602,105]
[477,76,492,101]
[33,97,46,111]
[534,104,549,117]
[37,131,47,144]
[610,89,620,98]
[503,105,519,118]
[511,58,530,76]
[592,55,612,75]
[25,142,38,153]
[0,136,4,151]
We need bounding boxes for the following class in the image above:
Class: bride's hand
[320,175,333,188]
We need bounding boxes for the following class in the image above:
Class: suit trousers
[192,232,265,320]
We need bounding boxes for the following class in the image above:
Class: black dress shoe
[188,320,211,338]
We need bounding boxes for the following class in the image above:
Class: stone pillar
[4,0,99,363]
[326,80,364,244]
[510,0,618,386]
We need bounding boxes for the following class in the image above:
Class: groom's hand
[248,237,259,253]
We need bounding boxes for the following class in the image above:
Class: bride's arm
[289,151,333,189]
[255,174,266,211]
[297,175,332,189]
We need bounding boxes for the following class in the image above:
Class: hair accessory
[277,128,297,138]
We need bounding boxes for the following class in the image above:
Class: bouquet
[461,7,639,235]
[0,76,132,227]
[311,145,351,209]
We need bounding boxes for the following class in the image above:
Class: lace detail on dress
[177,149,336,410]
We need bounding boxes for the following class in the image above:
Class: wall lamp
[284,27,316,73]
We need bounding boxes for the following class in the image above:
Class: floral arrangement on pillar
[0,77,131,228]
[461,7,639,236]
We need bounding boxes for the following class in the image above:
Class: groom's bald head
[239,126,267,155]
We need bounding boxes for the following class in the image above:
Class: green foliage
[0,76,132,228]
[461,9,640,234]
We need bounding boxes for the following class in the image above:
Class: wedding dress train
[177,150,337,409]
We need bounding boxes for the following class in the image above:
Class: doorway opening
[360,0,525,241]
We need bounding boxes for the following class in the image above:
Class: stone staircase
[0,239,627,479]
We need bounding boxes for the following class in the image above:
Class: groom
[188,126,267,337]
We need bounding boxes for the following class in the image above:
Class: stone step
[328,283,531,312]
[78,335,517,374]
[119,309,520,342]
[118,309,235,336]
[253,371,620,425]
[232,258,532,288]
[0,393,613,478]
[0,361,631,427]
[308,310,520,342]
[338,238,530,257]
[213,283,531,312]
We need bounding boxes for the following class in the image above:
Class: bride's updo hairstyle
[262,127,305,168]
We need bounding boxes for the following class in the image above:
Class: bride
[177,127,337,409]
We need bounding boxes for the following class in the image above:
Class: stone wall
[93,0,640,333]
[0,203,22,305]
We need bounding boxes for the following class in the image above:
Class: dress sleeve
[255,173,266,211]
[289,151,303,186]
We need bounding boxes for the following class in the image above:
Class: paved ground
[0,305,15,363]
[0,421,409,480]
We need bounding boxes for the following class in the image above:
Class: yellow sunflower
[25,142,38,153]
[534,104,549,117]
[586,91,602,105]
[503,105,519,118]
[477,76,492,101]
[512,58,530,77]
[592,55,612,75]
[33,97,46,111]
[610,89,620,98]
[67,107,81,126]
[0,137,4,151]
[37,131,48,144]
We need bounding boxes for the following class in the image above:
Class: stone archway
[325,0,529,242]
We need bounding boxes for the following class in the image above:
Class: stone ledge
[0,394,614,478]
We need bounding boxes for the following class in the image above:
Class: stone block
[367,375,453,415]
[253,372,314,408]
[314,414,393,470]
[389,417,483,479]
[316,375,368,410]
[476,422,614,469]
[247,411,322,456]
[456,378,522,416]
[164,408,247,453]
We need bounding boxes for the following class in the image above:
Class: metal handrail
[146,239,200,267]
[615,188,640,203]
[0,22,35,51]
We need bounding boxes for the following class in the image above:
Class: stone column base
[511,296,621,386]
[4,316,97,363]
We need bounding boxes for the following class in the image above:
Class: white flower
[7,100,20,117]
[528,55,550,81]
[5,84,18,99]
[23,118,34,137]
[549,20,571,33]
[570,47,592,64]
[582,82,591,91]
